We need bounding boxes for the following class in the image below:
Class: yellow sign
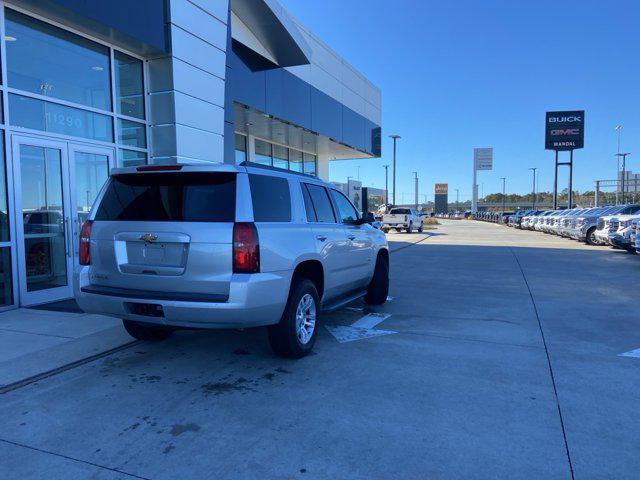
[435,183,448,194]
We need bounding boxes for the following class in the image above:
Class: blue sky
[279,0,639,202]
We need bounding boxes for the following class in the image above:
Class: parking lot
[1,219,639,480]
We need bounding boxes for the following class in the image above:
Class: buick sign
[545,110,584,151]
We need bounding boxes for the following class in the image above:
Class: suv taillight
[79,220,93,265]
[404,215,408,221]
[233,222,260,273]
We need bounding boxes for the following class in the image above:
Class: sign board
[435,183,448,195]
[545,110,584,151]
[474,148,493,171]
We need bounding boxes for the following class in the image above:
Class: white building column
[316,154,330,181]
[147,0,229,164]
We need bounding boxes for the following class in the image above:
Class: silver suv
[74,163,390,358]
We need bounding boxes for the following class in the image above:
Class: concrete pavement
[1,220,639,479]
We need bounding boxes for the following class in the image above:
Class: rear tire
[365,254,389,305]
[406,222,413,233]
[122,320,172,341]
[268,279,319,359]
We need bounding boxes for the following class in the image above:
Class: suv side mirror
[354,212,375,225]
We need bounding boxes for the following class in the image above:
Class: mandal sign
[545,110,584,151]
[474,148,493,171]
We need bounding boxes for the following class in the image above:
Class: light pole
[455,188,459,212]
[529,167,537,210]
[347,176,353,203]
[616,125,623,205]
[617,153,631,203]
[500,177,506,213]
[389,134,401,205]
[383,165,389,205]
[412,171,418,210]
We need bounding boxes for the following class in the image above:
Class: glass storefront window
[0,247,12,306]
[115,51,145,119]
[272,144,288,169]
[118,149,147,167]
[235,133,246,163]
[5,9,111,111]
[289,149,303,172]
[74,152,109,225]
[117,119,146,148]
[303,153,317,176]
[9,94,113,143]
[254,139,272,166]
[0,134,9,242]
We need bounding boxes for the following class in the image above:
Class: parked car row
[435,211,466,219]
[474,205,640,249]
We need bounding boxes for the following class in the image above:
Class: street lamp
[388,134,401,205]
[616,152,631,203]
[615,125,623,205]
[383,165,389,205]
[455,188,459,212]
[500,177,506,213]
[529,167,537,210]
[412,171,418,210]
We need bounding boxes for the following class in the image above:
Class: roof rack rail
[239,161,318,179]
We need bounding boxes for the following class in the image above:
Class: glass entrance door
[13,136,73,305]
[12,135,114,306]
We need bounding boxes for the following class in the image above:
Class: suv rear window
[249,174,291,222]
[390,208,410,214]
[94,172,236,222]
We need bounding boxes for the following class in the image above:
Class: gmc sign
[545,110,584,151]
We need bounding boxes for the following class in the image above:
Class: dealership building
[0,0,381,308]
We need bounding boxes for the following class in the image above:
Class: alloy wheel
[295,293,316,345]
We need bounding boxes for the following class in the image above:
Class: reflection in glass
[0,134,9,241]
[5,9,111,111]
[9,94,113,142]
[117,119,146,148]
[303,152,317,176]
[118,149,147,167]
[20,145,68,292]
[254,139,271,166]
[235,134,246,163]
[272,144,288,169]
[0,247,12,306]
[74,152,109,227]
[114,51,144,119]
[289,149,303,172]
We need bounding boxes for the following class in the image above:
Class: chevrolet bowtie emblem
[139,233,158,243]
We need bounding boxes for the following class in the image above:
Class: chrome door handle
[316,235,327,242]
[347,235,356,240]
[64,217,72,258]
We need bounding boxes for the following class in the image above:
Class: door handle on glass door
[347,235,356,241]
[316,235,327,242]
[64,217,72,258]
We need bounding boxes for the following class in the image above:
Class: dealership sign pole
[472,148,493,213]
[545,111,584,209]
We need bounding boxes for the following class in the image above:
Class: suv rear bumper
[74,267,290,328]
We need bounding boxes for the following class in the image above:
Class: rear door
[301,183,350,300]
[329,188,373,287]
[88,171,236,299]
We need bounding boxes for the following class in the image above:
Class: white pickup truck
[381,208,423,233]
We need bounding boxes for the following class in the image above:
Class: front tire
[418,223,424,233]
[585,227,597,245]
[268,279,319,359]
[122,320,172,341]
[365,254,389,305]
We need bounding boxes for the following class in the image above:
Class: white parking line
[619,348,640,358]
[326,313,396,343]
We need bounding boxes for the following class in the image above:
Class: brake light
[79,220,93,265]
[136,165,182,172]
[233,223,260,273]
[404,215,408,221]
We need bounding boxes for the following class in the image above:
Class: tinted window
[390,208,410,214]
[301,183,317,222]
[330,190,359,223]
[249,174,291,222]
[305,184,336,223]
[95,173,236,222]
